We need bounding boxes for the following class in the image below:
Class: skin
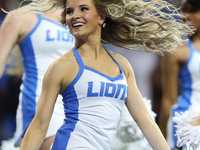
[20,0,170,149]
[191,115,200,126]
[0,7,64,150]
[159,5,200,137]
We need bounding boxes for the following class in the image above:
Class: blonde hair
[20,0,193,54]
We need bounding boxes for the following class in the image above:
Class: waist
[61,120,116,150]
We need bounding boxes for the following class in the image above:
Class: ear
[99,15,106,26]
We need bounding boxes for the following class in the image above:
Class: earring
[102,22,106,28]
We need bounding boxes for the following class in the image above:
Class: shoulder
[108,50,134,79]
[48,50,77,74]
[5,7,37,24]
[3,7,38,42]
[163,44,189,64]
[46,50,79,93]
[174,44,189,57]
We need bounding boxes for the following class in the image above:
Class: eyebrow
[79,4,90,7]
[66,4,90,9]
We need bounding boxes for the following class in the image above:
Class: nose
[72,9,81,20]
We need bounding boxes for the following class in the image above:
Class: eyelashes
[66,9,73,15]
[65,7,89,15]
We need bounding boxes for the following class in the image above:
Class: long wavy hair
[18,0,193,54]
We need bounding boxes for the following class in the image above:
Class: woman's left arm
[124,60,170,150]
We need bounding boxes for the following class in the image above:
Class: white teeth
[72,23,84,27]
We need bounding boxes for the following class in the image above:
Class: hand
[190,116,200,126]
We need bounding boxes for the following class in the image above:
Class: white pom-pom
[0,139,19,150]
[113,97,156,150]
[172,106,200,150]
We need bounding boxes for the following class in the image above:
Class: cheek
[65,16,72,26]
[84,14,92,21]
[85,13,99,24]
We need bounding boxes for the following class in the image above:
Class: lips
[72,22,85,28]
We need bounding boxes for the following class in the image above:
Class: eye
[81,7,89,11]
[66,8,73,15]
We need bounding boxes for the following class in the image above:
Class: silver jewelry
[102,22,106,28]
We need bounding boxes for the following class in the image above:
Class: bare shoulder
[3,7,38,43]
[163,44,189,63]
[174,44,190,62]
[48,50,77,74]
[108,50,133,78]
[4,7,37,24]
[47,50,79,94]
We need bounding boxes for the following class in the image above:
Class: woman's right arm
[20,60,65,150]
[159,49,180,138]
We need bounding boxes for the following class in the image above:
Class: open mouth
[72,23,85,28]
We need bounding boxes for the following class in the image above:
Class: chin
[74,34,85,39]
[73,32,89,40]
[72,31,82,36]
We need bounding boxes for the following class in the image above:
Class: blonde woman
[0,7,74,150]
[18,0,192,149]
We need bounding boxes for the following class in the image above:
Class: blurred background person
[0,0,22,146]
[173,103,200,150]
[0,0,179,150]
[159,0,200,149]
[0,2,74,150]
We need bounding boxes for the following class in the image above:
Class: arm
[0,13,21,77]
[159,51,179,138]
[124,59,170,150]
[0,7,37,78]
[19,61,63,150]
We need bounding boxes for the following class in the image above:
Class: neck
[74,29,104,59]
[75,39,105,59]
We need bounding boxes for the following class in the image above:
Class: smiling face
[65,0,105,40]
